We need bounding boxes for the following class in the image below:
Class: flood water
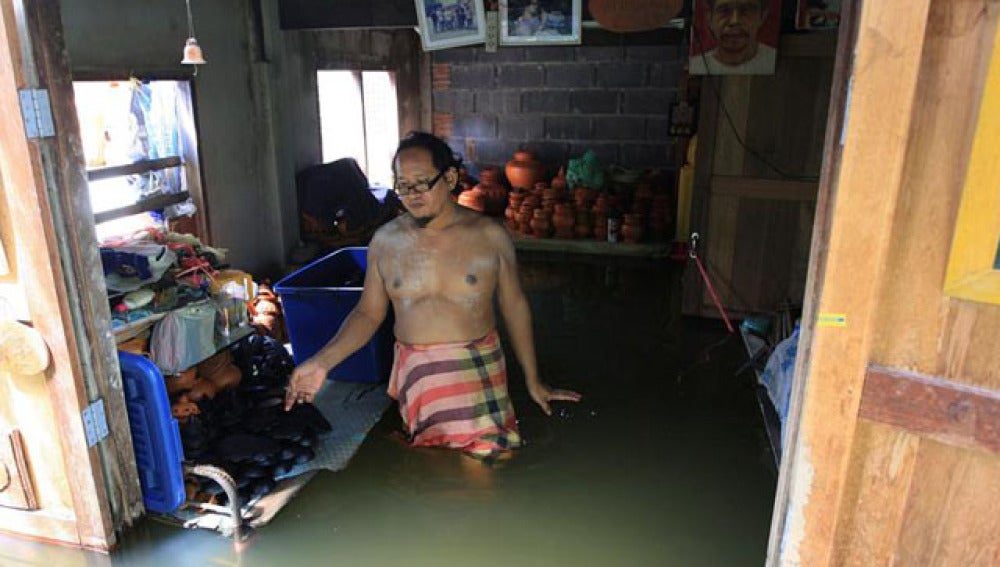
[0,254,776,566]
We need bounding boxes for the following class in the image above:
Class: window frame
[72,72,210,241]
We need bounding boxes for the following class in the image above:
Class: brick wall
[431,43,684,178]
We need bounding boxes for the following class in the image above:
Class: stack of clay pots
[495,149,674,243]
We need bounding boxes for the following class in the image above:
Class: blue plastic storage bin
[118,351,186,514]
[274,247,392,383]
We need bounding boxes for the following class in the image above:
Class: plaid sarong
[387,330,522,458]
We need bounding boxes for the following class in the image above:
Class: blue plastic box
[274,247,393,383]
[118,351,186,514]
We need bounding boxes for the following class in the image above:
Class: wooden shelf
[113,312,167,344]
[511,233,673,258]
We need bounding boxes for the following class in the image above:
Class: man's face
[708,0,765,58]
[394,147,454,226]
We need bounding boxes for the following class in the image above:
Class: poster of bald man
[689,0,781,76]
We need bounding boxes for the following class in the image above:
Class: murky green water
[0,256,776,566]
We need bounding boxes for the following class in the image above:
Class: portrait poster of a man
[689,0,781,76]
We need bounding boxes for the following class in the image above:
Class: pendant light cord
[185,0,196,38]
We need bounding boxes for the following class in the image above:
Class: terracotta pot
[551,167,567,196]
[457,187,487,212]
[509,191,526,209]
[506,150,545,191]
[476,167,507,216]
[505,205,518,224]
[187,378,219,401]
[592,193,610,215]
[167,367,199,395]
[517,206,534,235]
[552,204,575,239]
[622,213,644,244]
[530,209,551,239]
[593,213,608,241]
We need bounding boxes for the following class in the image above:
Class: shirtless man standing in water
[285,132,580,457]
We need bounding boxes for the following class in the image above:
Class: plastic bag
[150,300,217,374]
[566,150,606,190]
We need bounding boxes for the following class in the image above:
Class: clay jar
[622,213,644,244]
[593,213,608,241]
[476,167,507,216]
[530,209,551,239]
[517,205,535,235]
[552,204,575,239]
[506,150,545,192]
[457,186,486,213]
[574,209,592,239]
[551,167,568,199]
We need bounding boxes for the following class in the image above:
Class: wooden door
[770,0,1000,565]
[0,0,141,550]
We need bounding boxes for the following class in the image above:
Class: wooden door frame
[766,0,937,564]
[0,0,142,550]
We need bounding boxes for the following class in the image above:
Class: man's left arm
[490,223,581,415]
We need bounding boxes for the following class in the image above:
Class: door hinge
[82,398,110,448]
[18,88,55,139]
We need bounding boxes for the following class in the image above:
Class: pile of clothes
[175,334,330,505]
[101,228,231,329]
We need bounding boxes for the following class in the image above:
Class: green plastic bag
[566,150,605,190]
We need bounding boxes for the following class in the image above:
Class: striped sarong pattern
[387,330,522,458]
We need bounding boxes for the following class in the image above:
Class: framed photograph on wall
[689,0,781,76]
[415,0,487,51]
[796,0,841,30]
[500,0,582,46]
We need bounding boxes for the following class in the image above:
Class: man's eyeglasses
[394,169,446,197]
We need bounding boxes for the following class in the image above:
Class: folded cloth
[387,330,522,458]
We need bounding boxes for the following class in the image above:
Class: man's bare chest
[379,243,498,298]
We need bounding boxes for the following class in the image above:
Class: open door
[0,0,141,550]
[770,0,1000,564]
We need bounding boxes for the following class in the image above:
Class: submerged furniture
[119,345,252,542]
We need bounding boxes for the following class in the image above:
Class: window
[316,70,400,189]
[73,79,202,242]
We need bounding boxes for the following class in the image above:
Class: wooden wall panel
[832,420,920,567]
[702,177,817,315]
[895,440,1000,566]
[744,55,834,180]
[939,300,1000,390]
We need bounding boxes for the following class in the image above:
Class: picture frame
[414,0,487,52]
[689,0,782,76]
[500,0,582,46]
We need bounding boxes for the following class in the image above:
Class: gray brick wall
[431,42,682,177]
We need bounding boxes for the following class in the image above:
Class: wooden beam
[279,0,417,30]
[769,0,933,564]
[860,366,1000,454]
[711,175,817,202]
[93,191,189,224]
[86,156,182,182]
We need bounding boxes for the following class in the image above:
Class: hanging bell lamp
[181,0,207,67]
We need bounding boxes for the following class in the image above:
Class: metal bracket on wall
[82,398,110,447]
[18,89,55,139]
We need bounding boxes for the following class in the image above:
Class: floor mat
[277,379,391,479]
[168,380,391,535]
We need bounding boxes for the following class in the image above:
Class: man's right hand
[284,358,329,411]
